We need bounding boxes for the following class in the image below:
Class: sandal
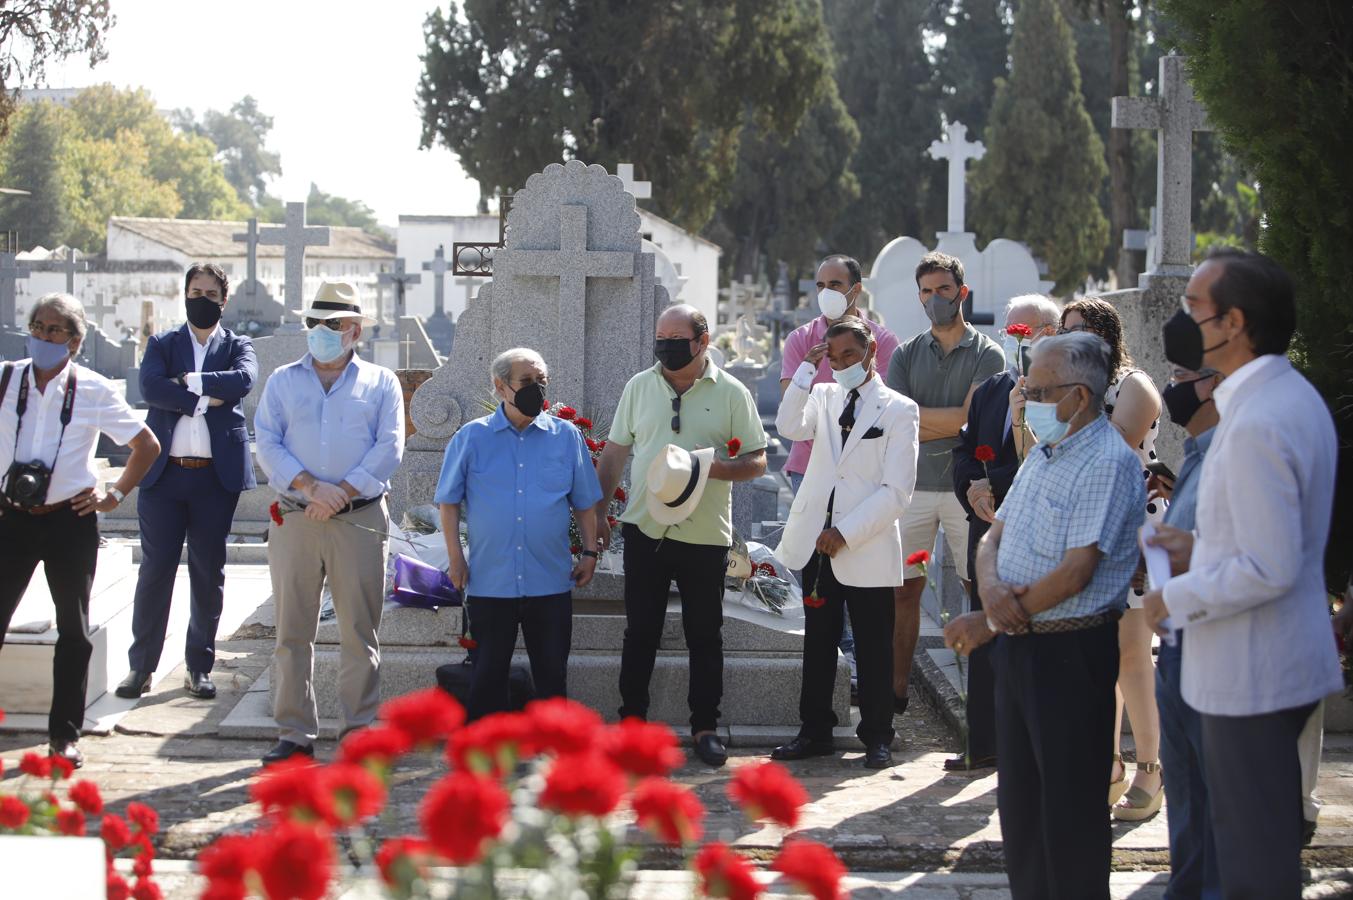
[1108,753,1128,807]
[1113,760,1164,821]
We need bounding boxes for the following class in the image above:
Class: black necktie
[839,388,860,446]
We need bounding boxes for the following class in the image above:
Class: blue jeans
[787,470,856,673]
[1156,634,1221,900]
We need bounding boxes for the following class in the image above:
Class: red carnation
[198,833,258,894]
[127,801,159,835]
[540,751,626,818]
[631,777,705,845]
[575,416,594,430]
[526,697,604,757]
[614,486,627,502]
[906,549,931,568]
[130,879,162,900]
[602,718,684,778]
[586,437,600,452]
[56,807,86,835]
[771,839,847,900]
[0,795,30,829]
[804,592,825,609]
[379,687,466,747]
[727,760,809,828]
[447,712,535,778]
[694,842,763,900]
[49,753,75,781]
[974,444,996,464]
[251,756,332,823]
[101,813,132,851]
[556,406,577,420]
[255,820,334,900]
[269,501,284,526]
[106,872,131,900]
[133,845,155,878]
[19,752,51,779]
[68,779,103,815]
[325,762,387,826]
[419,772,509,864]
[338,724,412,769]
[727,437,742,457]
[1006,323,1033,338]
[376,835,437,888]
[607,515,618,529]
[459,635,479,650]
[541,399,551,410]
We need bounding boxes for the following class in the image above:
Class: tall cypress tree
[970,0,1109,292]
[0,101,69,249]
[935,0,1012,140]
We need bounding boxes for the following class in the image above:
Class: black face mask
[1162,378,1211,427]
[1162,309,1226,371]
[186,296,223,329]
[654,338,697,372]
[511,381,546,418]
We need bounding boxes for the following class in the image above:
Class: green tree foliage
[417,0,832,233]
[175,96,283,207]
[970,0,1109,292]
[300,182,383,235]
[934,0,1011,140]
[0,101,68,247]
[1157,0,1353,585]
[0,1,113,137]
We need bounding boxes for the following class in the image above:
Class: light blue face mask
[1024,393,1080,446]
[307,326,349,363]
[1002,334,1032,373]
[27,335,72,370]
[832,359,869,391]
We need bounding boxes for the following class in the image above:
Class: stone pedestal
[733,475,781,542]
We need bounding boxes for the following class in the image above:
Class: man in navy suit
[117,263,257,701]
[948,294,1059,771]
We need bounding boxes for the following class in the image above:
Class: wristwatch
[108,487,126,504]
[581,550,600,559]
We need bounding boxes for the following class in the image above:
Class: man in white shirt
[0,294,160,767]
[1143,248,1340,898]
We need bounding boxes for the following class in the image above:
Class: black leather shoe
[893,694,909,716]
[693,733,727,768]
[771,735,835,761]
[863,743,894,769]
[49,741,84,769]
[115,670,152,699]
[943,753,997,772]
[261,740,314,765]
[185,671,216,699]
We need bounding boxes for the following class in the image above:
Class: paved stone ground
[4,565,1353,897]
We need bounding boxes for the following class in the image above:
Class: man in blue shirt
[942,332,1146,900]
[435,347,602,719]
[255,281,405,764]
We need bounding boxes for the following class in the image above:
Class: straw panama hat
[645,444,716,526]
[300,280,376,326]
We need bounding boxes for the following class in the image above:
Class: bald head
[657,304,709,339]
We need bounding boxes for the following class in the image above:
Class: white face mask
[818,288,849,321]
[832,360,869,391]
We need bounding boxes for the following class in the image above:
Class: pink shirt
[779,315,901,474]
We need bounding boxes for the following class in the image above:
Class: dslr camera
[3,459,54,509]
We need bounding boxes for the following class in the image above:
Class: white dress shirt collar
[1212,354,1285,419]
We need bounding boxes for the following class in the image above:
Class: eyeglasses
[1020,382,1087,403]
[1056,324,1088,335]
[28,322,72,340]
[670,396,682,434]
[305,317,350,331]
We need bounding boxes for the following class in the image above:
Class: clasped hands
[943,579,1028,657]
[300,479,352,522]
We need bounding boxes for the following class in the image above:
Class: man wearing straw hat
[254,280,405,765]
[595,304,767,767]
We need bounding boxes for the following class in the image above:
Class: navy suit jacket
[140,324,258,493]
[952,370,1019,559]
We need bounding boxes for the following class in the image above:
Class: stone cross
[421,245,451,317]
[615,163,652,200]
[0,252,31,330]
[400,332,417,370]
[719,275,763,326]
[232,217,262,299]
[1113,54,1213,277]
[494,203,634,399]
[453,276,477,315]
[258,202,331,314]
[61,250,88,295]
[378,258,422,320]
[928,121,985,234]
[85,290,119,332]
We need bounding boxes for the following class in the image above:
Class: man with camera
[0,293,160,767]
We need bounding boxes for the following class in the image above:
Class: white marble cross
[616,163,652,201]
[378,258,422,320]
[0,251,31,329]
[421,245,451,317]
[928,121,985,234]
[258,202,331,314]
[1113,54,1213,276]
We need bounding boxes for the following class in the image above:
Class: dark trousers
[129,464,241,674]
[1156,634,1221,900]
[994,621,1119,900]
[0,505,98,742]
[965,521,997,759]
[618,523,727,734]
[799,554,894,745]
[465,592,571,720]
[1201,701,1317,900]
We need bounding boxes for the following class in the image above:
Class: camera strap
[12,364,78,469]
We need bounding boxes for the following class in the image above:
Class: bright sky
[44,0,480,225]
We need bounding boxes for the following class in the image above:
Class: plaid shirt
[994,415,1146,622]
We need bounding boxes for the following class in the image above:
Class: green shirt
[885,323,1004,491]
[611,359,768,546]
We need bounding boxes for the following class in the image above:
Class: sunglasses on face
[305,317,350,331]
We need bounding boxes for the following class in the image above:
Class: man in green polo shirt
[884,252,1004,713]
[595,304,768,767]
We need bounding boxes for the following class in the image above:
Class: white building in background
[396,208,721,327]
[13,245,179,339]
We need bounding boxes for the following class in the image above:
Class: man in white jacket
[770,317,919,769]
[1143,248,1340,899]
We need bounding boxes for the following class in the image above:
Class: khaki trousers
[268,499,387,744]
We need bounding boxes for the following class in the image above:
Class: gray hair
[490,347,547,385]
[1031,331,1111,409]
[29,292,87,344]
[1004,293,1061,328]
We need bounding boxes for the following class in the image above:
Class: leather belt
[169,456,213,469]
[1008,608,1122,636]
[1,497,73,516]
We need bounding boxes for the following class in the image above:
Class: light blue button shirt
[254,353,405,501]
[435,404,604,599]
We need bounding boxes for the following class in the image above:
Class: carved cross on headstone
[719,275,763,326]
[232,217,264,303]
[0,252,31,330]
[615,163,652,201]
[258,202,331,314]
[400,332,417,370]
[85,290,118,332]
[378,258,422,320]
[61,250,88,295]
[1113,54,1213,277]
[928,121,985,234]
[421,245,451,317]
[495,204,634,400]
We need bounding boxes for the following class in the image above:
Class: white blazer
[1163,355,1342,716]
[775,365,919,587]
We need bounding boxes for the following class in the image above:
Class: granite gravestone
[258,202,331,320]
[421,245,456,356]
[378,258,422,321]
[230,218,284,334]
